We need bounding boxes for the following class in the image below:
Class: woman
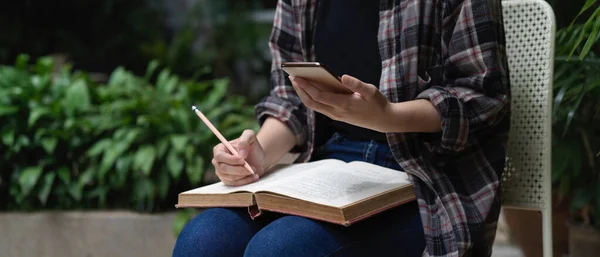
[173,0,510,256]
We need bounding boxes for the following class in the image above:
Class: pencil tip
[191,106,197,111]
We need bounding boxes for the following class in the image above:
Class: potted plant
[551,2,600,256]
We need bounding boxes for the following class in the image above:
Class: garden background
[1,0,599,256]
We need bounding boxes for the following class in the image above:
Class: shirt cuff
[416,87,469,154]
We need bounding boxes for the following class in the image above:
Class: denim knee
[243,216,340,257]
[172,208,258,257]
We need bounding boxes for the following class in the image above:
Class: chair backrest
[500,0,555,211]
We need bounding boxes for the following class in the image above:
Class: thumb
[341,75,376,97]
[237,129,256,158]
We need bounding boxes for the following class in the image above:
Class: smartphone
[281,62,353,94]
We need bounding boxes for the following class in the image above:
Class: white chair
[500,0,556,256]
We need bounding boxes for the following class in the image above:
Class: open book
[176,159,416,226]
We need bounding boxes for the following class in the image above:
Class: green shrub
[552,20,600,228]
[0,54,257,212]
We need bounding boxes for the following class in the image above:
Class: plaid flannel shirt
[255,0,511,256]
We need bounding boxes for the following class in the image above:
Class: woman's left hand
[290,75,391,132]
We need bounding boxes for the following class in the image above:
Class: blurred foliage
[551,1,600,229]
[0,55,258,212]
[141,0,274,100]
[0,0,167,76]
[0,0,274,101]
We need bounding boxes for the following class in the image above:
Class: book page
[259,161,411,208]
[180,159,345,195]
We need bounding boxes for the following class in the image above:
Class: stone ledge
[0,211,176,257]
[0,206,520,257]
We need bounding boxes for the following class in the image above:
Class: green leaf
[16,135,31,148]
[158,76,178,94]
[40,137,58,154]
[15,54,30,70]
[115,155,133,174]
[0,106,18,116]
[79,167,96,186]
[204,78,228,108]
[87,139,113,157]
[114,128,129,140]
[64,118,75,130]
[206,105,228,121]
[569,0,598,29]
[2,130,15,146]
[99,141,129,176]
[35,56,54,75]
[567,28,589,60]
[156,69,172,92]
[107,67,127,86]
[68,183,83,201]
[88,187,109,207]
[564,82,589,135]
[553,85,569,117]
[167,152,184,179]
[114,156,133,187]
[18,166,43,197]
[156,138,169,158]
[136,115,150,127]
[125,129,142,143]
[170,135,189,153]
[133,145,156,176]
[38,173,56,205]
[579,8,600,60]
[144,60,159,81]
[28,107,50,127]
[62,79,91,116]
[57,166,70,185]
[186,156,204,184]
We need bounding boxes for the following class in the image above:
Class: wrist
[378,100,442,133]
[256,117,297,168]
[377,102,406,133]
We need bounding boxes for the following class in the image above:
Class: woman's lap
[173,202,424,257]
[172,134,425,257]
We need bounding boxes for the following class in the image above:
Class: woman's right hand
[212,130,266,186]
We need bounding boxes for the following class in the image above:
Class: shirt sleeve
[416,0,511,154]
[254,0,308,151]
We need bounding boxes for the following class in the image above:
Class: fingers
[222,174,259,187]
[290,77,336,115]
[292,77,343,107]
[213,149,245,166]
[213,159,250,176]
[211,130,261,186]
[237,130,256,158]
[341,75,377,98]
[212,158,258,186]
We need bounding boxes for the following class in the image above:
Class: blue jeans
[172,133,425,257]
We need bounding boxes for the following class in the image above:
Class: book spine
[247,205,262,220]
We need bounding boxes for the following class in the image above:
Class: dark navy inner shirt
[313,0,388,143]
